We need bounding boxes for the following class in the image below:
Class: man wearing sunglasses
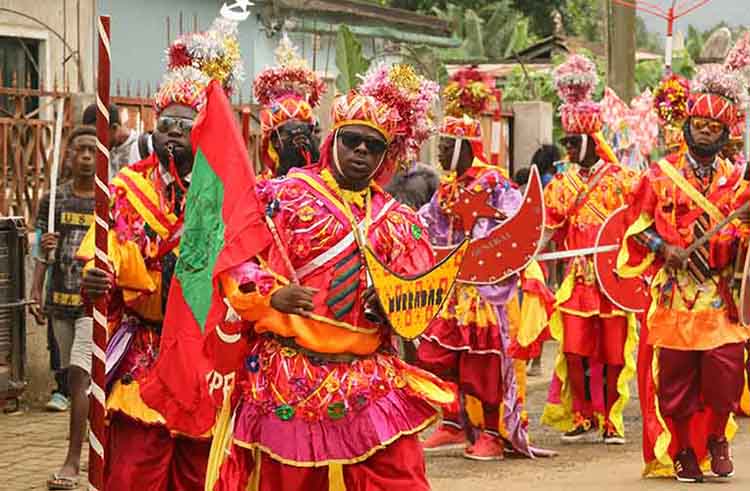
[255,34,325,178]
[75,18,244,491]
[619,65,750,483]
[540,54,639,448]
[201,65,452,489]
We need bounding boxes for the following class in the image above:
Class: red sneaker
[674,448,704,483]
[422,424,466,453]
[463,432,504,461]
[708,435,734,478]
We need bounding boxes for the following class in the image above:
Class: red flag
[140,80,271,435]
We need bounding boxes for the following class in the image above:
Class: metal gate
[0,216,27,408]
[0,75,73,222]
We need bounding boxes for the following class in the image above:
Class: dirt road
[2,341,748,490]
[428,343,750,490]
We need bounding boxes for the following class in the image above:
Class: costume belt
[272,335,372,364]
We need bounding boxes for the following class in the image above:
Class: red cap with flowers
[553,54,602,135]
[688,64,744,128]
[155,17,243,115]
[358,63,439,166]
[254,34,326,172]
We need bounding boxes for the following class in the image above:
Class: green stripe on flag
[174,147,225,332]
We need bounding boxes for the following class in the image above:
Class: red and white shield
[433,165,544,284]
[594,206,650,313]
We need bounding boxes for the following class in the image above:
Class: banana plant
[431,1,534,61]
[335,26,371,93]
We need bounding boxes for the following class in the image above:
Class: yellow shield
[363,240,468,339]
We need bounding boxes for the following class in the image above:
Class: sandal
[47,473,79,490]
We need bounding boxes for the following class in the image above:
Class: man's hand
[362,287,386,322]
[82,267,113,301]
[661,244,689,271]
[40,232,59,254]
[270,285,319,315]
[29,289,46,324]
[737,204,750,224]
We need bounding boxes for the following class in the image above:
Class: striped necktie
[687,212,712,284]
[326,247,362,319]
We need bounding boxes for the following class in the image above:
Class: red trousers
[105,412,210,491]
[561,313,628,364]
[416,339,503,406]
[658,342,746,419]
[562,314,628,419]
[214,435,430,491]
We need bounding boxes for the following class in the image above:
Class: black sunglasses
[157,116,194,133]
[339,131,387,155]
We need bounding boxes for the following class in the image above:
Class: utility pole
[607,0,636,102]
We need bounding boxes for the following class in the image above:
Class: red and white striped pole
[90,15,110,491]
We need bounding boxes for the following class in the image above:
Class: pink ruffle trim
[232,388,438,464]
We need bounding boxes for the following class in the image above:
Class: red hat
[254,34,326,172]
[553,54,602,135]
[688,64,743,128]
[155,18,243,114]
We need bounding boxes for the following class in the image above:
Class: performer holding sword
[618,64,750,483]
[539,54,640,445]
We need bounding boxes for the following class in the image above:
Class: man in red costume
[618,64,750,482]
[540,54,639,445]
[77,18,243,491]
[254,34,325,177]
[202,64,454,491]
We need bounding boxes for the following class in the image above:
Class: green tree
[635,15,662,53]
[430,1,536,61]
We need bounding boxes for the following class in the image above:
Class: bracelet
[648,235,663,253]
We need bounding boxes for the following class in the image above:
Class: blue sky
[640,0,749,36]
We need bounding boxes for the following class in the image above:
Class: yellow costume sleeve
[77,223,157,294]
[616,212,656,279]
[517,261,550,348]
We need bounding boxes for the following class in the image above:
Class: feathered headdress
[688,64,743,127]
[254,34,326,172]
[443,66,494,118]
[553,54,602,135]
[155,17,244,114]
[358,63,439,165]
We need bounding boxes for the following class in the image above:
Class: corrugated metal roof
[287,18,461,48]
[270,0,452,38]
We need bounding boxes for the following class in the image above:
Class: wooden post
[90,15,110,491]
[490,88,503,167]
[607,0,636,102]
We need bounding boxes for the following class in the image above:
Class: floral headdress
[725,32,750,72]
[443,67,494,118]
[653,74,690,127]
[155,17,244,114]
[254,34,326,172]
[358,63,439,165]
[553,54,602,135]
[688,64,743,127]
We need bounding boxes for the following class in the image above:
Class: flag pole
[90,15,110,491]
